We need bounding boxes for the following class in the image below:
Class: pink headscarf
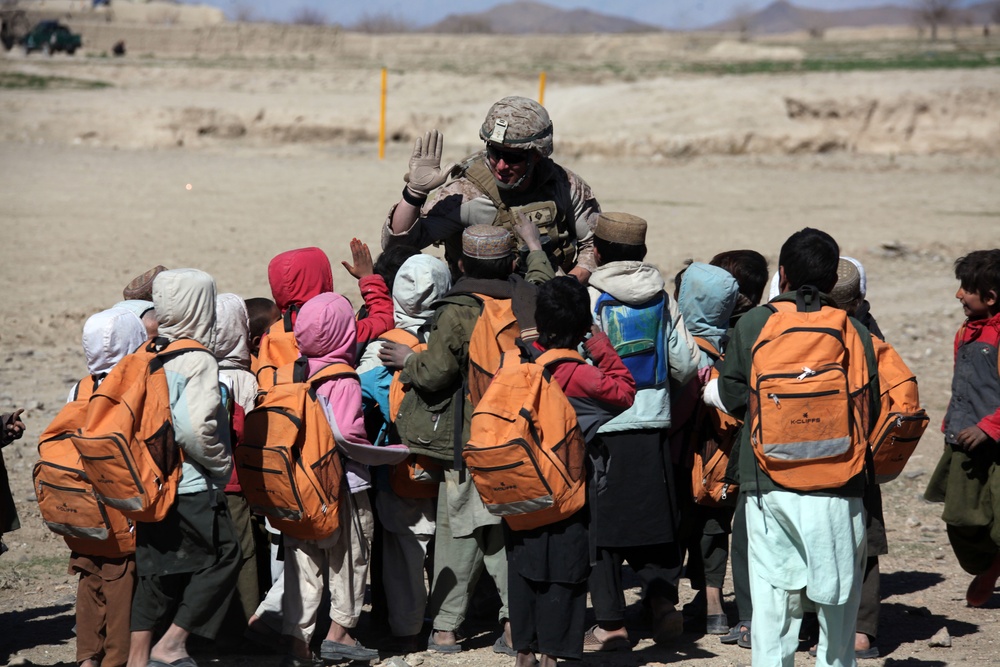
[294,292,357,376]
[294,292,407,470]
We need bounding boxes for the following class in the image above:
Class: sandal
[582,624,631,652]
[809,645,881,660]
[319,639,378,662]
[493,635,517,657]
[426,630,462,654]
[719,620,750,646]
[737,621,752,649]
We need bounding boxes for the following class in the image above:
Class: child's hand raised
[341,238,374,279]
[512,211,543,252]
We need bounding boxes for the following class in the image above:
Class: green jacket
[400,250,555,459]
[717,291,880,498]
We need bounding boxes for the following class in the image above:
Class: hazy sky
[183,1,939,30]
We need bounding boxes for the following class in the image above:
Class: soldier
[381,96,602,283]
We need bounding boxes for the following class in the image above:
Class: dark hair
[955,249,1000,301]
[778,228,839,294]
[594,236,647,264]
[461,254,514,281]
[710,249,770,306]
[374,245,421,294]
[535,277,593,350]
[245,297,280,342]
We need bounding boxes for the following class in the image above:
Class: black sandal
[719,620,750,646]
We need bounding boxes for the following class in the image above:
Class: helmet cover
[479,96,553,157]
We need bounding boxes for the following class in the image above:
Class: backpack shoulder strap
[154,338,210,358]
[535,348,586,368]
[76,375,101,402]
[281,305,297,333]
[463,156,517,229]
[693,336,721,361]
[308,363,359,386]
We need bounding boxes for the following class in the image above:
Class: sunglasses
[486,144,530,165]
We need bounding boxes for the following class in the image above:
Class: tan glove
[403,130,457,196]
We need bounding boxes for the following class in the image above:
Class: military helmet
[479,96,553,158]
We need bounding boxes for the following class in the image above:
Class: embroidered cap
[462,225,514,260]
[123,265,168,301]
[830,257,862,308]
[594,212,647,246]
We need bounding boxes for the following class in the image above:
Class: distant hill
[704,1,997,34]
[424,0,661,34]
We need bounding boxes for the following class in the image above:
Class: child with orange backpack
[378,221,554,654]
[503,276,635,667]
[925,249,1000,607]
[254,242,394,391]
[275,292,409,667]
[711,229,881,667]
[245,297,281,361]
[37,306,146,667]
[129,269,242,667]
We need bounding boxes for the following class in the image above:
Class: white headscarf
[82,307,147,377]
[391,254,452,335]
[212,293,252,371]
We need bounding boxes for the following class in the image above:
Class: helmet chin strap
[494,155,537,191]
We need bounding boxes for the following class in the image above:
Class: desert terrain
[1,8,1000,666]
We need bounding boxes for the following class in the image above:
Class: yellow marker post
[538,71,546,106]
[379,67,387,160]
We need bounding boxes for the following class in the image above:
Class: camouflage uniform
[382,96,601,276]
[382,152,599,275]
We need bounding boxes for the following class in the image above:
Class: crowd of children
[6,109,999,667]
[14,213,992,667]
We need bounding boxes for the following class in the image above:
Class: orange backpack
[71,338,207,523]
[377,329,442,499]
[463,349,587,531]
[236,363,356,541]
[253,309,301,393]
[34,378,135,557]
[689,338,741,507]
[868,336,929,483]
[467,294,520,408]
[383,329,425,420]
[748,290,874,492]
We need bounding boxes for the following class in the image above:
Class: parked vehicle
[22,20,81,55]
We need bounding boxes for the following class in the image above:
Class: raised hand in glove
[404,130,457,197]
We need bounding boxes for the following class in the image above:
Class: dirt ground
[1,26,1000,667]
